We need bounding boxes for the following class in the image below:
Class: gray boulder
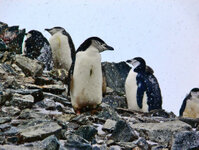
[102,61,130,94]
[110,120,138,142]
[171,131,199,150]
[131,120,191,145]
[15,55,43,77]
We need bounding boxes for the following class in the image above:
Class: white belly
[125,70,148,112]
[71,51,102,109]
[183,98,199,118]
[49,33,72,71]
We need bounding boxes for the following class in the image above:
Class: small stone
[0,145,32,150]
[1,106,20,116]
[39,135,60,150]
[9,89,44,103]
[96,103,120,121]
[111,120,138,142]
[134,138,149,150]
[11,93,34,109]
[109,145,122,150]
[0,90,12,105]
[0,123,11,131]
[3,127,19,136]
[116,142,137,149]
[171,131,199,150]
[103,119,116,132]
[19,121,62,143]
[0,117,11,124]
[15,54,43,77]
[64,134,92,150]
[75,125,98,141]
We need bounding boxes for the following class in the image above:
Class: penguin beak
[45,28,50,32]
[104,44,114,51]
[126,60,131,63]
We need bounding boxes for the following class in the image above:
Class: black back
[136,72,162,111]
[24,30,53,71]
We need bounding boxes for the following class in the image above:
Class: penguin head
[26,30,44,39]
[190,88,199,98]
[45,27,66,35]
[126,57,146,72]
[78,37,114,53]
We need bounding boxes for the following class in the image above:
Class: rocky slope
[0,22,199,150]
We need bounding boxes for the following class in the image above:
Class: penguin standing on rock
[70,37,114,114]
[179,88,199,118]
[23,30,53,71]
[125,57,162,112]
[45,27,75,71]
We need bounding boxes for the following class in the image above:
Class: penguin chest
[125,70,140,111]
[183,98,199,118]
[71,52,102,109]
[49,33,72,70]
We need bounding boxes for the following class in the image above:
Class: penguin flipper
[179,94,190,116]
[137,82,146,109]
[67,62,75,98]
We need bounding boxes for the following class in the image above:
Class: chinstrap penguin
[23,30,53,71]
[70,37,114,114]
[179,88,199,118]
[45,27,75,71]
[125,57,162,112]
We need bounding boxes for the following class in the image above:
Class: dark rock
[43,92,71,107]
[48,68,68,83]
[102,61,131,94]
[3,127,19,136]
[34,76,55,85]
[151,145,169,150]
[3,76,21,89]
[19,121,62,143]
[0,90,12,105]
[145,109,176,118]
[64,134,92,150]
[26,84,66,95]
[131,120,192,145]
[102,95,127,109]
[96,103,120,121]
[15,55,44,77]
[39,135,60,150]
[0,123,11,131]
[179,117,199,128]
[0,117,11,124]
[75,125,98,141]
[0,135,5,144]
[43,98,56,110]
[171,131,199,150]
[7,136,19,144]
[10,93,34,109]
[111,120,138,142]
[116,142,137,149]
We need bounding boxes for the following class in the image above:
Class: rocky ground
[0,22,199,150]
